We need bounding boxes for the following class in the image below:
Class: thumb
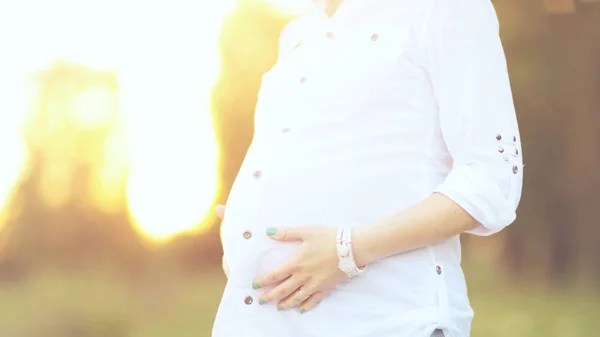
[214,204,226,220]
[265,227,305,242]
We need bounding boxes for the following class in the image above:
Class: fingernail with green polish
[252,283,260,289]
[277,305,284,311]
[300,309,306,314]
[259,299,267,305]
[266,228,277,236]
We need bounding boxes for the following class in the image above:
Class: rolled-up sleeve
[425,0,523,235]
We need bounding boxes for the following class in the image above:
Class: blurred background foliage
[0,0,599,336]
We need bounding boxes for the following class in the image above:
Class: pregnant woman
[212,0,523,336]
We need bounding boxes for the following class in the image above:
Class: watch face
[338,259,345,271]
[338,259,352,272]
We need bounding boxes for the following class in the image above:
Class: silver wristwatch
[336,228,365,278]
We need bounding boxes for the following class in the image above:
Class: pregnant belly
[244,248,441,337]
[254,241,302,276]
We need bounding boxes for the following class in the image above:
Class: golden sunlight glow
[0,74,27,215]
[0,0,307,239]
[69,87,117,129]
[0,0,236,239]
[0,3,29,217]
[264,0,315,15]
[119,1,235,240]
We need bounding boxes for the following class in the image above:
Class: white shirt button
[326,31,335,39]
[243,231,252,239]
[253,171,262,179]
[299,77,307,84]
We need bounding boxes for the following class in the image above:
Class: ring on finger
[296,288,309,301]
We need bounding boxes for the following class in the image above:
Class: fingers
[298,290,327,313]
[214,204,225,219]
[278,286,326,312]
[254,261,295,288]
[277,284,316,310]
[265,227,307,242]
[259,276,303,307]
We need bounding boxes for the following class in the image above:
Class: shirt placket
[235,33,325,325]
[232,8,356,330]
[234,151,268,323]
[234,135,307,330]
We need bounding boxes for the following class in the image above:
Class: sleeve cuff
[434,164,518,236]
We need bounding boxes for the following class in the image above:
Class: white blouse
[213,0,523,336]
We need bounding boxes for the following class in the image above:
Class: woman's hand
[253,226,348,313]
[215,204,226,219]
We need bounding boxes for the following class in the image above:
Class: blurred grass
[0,267,226,337]
[469,281,598,337]
[0,266,597,337]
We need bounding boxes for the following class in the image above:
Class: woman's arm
[353,193,477,266]
[251,0,523,313]
[354,0,523,265]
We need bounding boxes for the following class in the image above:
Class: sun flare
[118,2,235,240]
[0,75,27,216]
[0,0,236,240]
[0,0,314,240]
[263,0,315,14]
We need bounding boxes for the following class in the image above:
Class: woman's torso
[214,1,475,336]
